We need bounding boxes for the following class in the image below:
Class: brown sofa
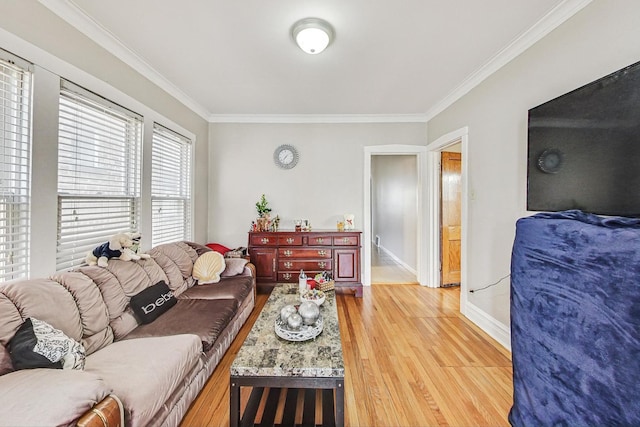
[0,241,255,427]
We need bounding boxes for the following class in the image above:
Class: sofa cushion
[146,242,199,294]
[0,278,84,347]
[179,275,254,306]
[130,281,177,324]
[84,335,202,427]
[49,271,114,355]
[0,368,111,427]
[0,344,13,375]
[193,251,225,284]
[123,299,238,352]
[221,258,249,277]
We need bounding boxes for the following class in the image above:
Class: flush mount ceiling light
[291,17,335,55]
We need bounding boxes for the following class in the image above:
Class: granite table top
[231,283,344,379]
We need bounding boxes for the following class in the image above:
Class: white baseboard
[377,245,417,275]
[463,302,511,351]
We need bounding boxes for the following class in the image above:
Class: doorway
[370,154,419,285]
[440,149,462,287]
[426,127,469,313]
[363,145,428,287]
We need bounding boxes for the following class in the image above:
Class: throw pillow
[205,243,231,255]
[130,281,177,324]
[8,318,86,370]
[221,258,249,277]
[193,251,226,284]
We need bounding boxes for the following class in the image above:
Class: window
[0,52,32,281]
[57,81,142,271]
[151,123,192,246]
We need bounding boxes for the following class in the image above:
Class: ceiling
[40,0,584,122]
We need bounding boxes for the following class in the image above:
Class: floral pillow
[8,318,85,370]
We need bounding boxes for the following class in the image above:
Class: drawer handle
[284,250,292,257]
[283,273,292,280]
[318,250,326,256]
[261,237,270,244]
[286,238,294,244]
[343,237,350,244]
[318,261,326,269]
[316,237,324,244]
[284,262,293,269]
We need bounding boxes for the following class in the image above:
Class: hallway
[370,243,418,284]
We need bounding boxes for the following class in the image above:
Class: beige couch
[0,241,255,427]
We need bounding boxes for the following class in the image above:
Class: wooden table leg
[230,379,240,427]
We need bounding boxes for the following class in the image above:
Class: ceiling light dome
[291,18,334,55]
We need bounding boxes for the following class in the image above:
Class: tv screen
[527,61,640,217]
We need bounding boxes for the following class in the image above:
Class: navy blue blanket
[510,210,640,426]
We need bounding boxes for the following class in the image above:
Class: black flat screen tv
[527,60,640,217]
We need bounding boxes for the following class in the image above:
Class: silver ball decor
[286,313,303,330]
[298,301,320,325]
[280,305,297,322]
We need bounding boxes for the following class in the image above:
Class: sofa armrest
[77,395,124,427]
[244,262,257,300]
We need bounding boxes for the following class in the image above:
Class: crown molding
[38,0,211,120]
[38,0,591,126]
[424,0,593,122]
[208,113,428,124]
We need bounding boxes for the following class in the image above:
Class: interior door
[441,152,461,286]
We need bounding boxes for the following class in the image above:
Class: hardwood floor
[180,285,513,427]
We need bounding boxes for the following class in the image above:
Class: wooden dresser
[248,230,362,296]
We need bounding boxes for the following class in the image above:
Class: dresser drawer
[333,235,359,246]
[277,235,303,245]
[279,248,331,259]
[250,234,276,246]
[277,271,298,282]
[307,235,333,246]
[279,259,333,271]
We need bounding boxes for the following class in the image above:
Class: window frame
[151,122,193,247]
[0,50,33,281]
[56,80,142,271]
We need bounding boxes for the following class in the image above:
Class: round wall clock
[273,144,299,169]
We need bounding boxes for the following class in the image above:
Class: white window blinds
[0,52,32,281]
[151,123,192,247]
[57,81,142,271]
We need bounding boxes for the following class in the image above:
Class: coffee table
[230,283,345,427]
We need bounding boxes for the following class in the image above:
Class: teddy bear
[86,232,150,267]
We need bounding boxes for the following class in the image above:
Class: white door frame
[363,145,428,287]
[426,127,469,312]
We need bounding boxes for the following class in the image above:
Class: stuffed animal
[86,232,150,267]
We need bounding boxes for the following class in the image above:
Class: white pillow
[193,251,226,284]
[221,258,249,277]
[31,318,85,370]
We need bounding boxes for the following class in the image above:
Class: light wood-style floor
[180,285,513,427]
[370,244,418,285]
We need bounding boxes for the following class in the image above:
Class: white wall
[0,2,209,277]
[427,0,640,328]
[208,123,427,247]
[371,155,418,270]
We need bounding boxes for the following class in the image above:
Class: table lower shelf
[231,375,344,427]
[239,387,336,427]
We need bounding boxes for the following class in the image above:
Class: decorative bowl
[300,289,326,306]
